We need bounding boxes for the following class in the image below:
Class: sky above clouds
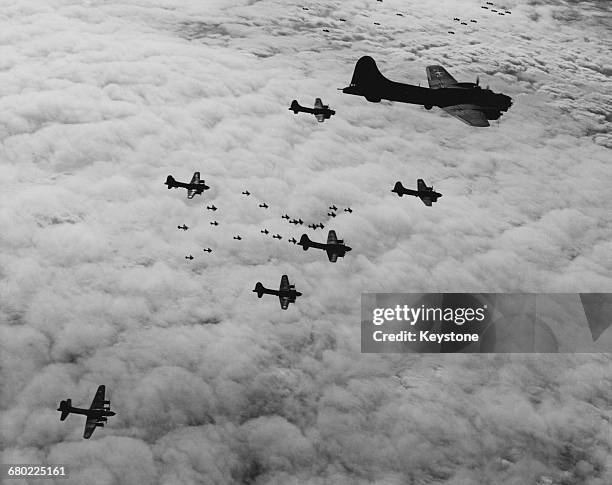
[1,0,611,484]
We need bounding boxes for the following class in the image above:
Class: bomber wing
[83,416,98,439]
[315,113,325,122]
[442,104,490,127]
[327,250,338,263]
[279,275,290,291]
[314,98,323,109]
[327,230,338,245]
[420,196,433,207]
[89,385,105,410]
[426,66,457,89]
[417,179,427,191]
[187,189,197,199]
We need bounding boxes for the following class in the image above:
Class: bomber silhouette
[233,235,242,240]
[259,203,269,209]
[392,179,442,206]
[298,230,352,262]
[185,255,194,260]
[203,248,212,253]
[289,98,335,122]
[272,234,282,240]
[177,224,189,231]
[58,385,115,439]
[253,275,302,310]
[242,190,250,196]
[206,205,217,211]
[165,172,209,199]
[210,221,219,226]
[341,56,512,127]
[261,229,270,234]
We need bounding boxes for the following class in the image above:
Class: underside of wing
[314,98,323,109]
[279,296,289,310]
[90,385,105,409]
[83,416,97,439]
[187,189,196,199]
[421,197,433,206]
[280,275,290,291]
[327,250,338,263]
[190,172,200,184]
[426,66,457,89]
[315,113,324,122]
[442,105,490,127]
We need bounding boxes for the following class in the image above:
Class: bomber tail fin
[342,56,386,102]
[289,100,301,114]
[253,282,265,298]
[297,234,311,250]
[391,181,405,196]
[58,399,71,420]
[165,175,176,188]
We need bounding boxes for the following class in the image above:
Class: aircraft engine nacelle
[98,417,108,422]
[365,96,381,103]
[96,422,105,427]
[424,104,432,110]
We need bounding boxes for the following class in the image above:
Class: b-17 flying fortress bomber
[253,275,302,310]
[392,179,443,206]
[58,385,115,439]
[289,98,335,122]
[341,56,512,126]
[298,230,352,262]
[165,172,210,199]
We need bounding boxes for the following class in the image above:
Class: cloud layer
[1,1,611,484]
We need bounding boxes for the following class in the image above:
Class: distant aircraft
[185,255,194,260]
[342,56,512,127]
[289,98,335,122]
[203,248,212,253]
[289,237,297,244]
[339,18,346,21]
[392,179,442,206]
[233,235,242,240]
[505,10,511,14]
[261,229,270,234]
[344,207,353,213]
[470,19,477,23]
[448,31,455,34]
[58,385,115,439]
[210,221,219,226]
[282,214,290,220]
[396,13,403,16]
[242,190,250,196]
[177,224,189,231]
[373,22,380,25]
[461,21,467,25]
[329,205,338,211]
[322,28,329,32]
[307,223,317,229]
[316,223,325,229]
[498,12,504,15]
[491,9,498,12]
[272,234,282,240]
[259,203,269,209]
[290,218,303,225]
[486,1,493,4]
[481,6,488,9]
[165,172,210,199]
[253,275,302,310]
[327,212,336,217]
[298,230,352,262]
[206,205,217,211]
[302,6,309,10]
[453,17,460,21]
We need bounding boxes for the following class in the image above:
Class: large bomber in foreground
[342,56,512,127]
